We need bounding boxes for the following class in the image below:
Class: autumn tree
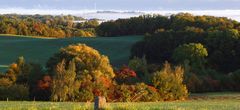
[5,56,31,84]
[47,44,115,101]
[51,59,78,101]
[152,62,188,101]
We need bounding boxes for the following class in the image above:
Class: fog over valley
[1,0,240,21]
[0,8,240,21]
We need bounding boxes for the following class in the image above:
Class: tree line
[97,13,240,37]
[0,14,99,37]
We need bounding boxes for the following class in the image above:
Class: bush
[75,89,94,102]
[201,76,220,92]
[114,83,160,102]
[0,84,29,100]
[0,78,13,87]
[128,57,152,84]
[114,84,133,102]
[185,73,203,93]
[29,75,52,101]
[115,66,138,84]
[231,70,240,91]
[134,83,160,102]
[152,62,188,101]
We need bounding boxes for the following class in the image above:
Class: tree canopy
[47,43,115,101]
[0,14,97,37]
[173,43,208,65]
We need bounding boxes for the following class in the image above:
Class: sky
[1,0,240,10]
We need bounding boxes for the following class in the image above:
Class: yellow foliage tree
[47,44,115,101]
[152,62,188,101]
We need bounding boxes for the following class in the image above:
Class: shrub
[0,84,29,100]
[128,57,152,84]
[116,66,137,78]
[115,66,138,84]
[114,84,133,102]
[201,76,220,92]
[231,70,240,91]
[134,83,160,102]
[75,89,94,102]
[0,78,13,87]
[114,83,160,102]
[29,75,52,101]
[152,62,188,101]
[185,73,203,92]
[128,57,148,75]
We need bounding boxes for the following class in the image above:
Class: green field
[0,35,143,72]
[0,92,239,110]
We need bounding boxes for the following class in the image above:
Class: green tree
[172,43,208,71]
[128,56,150,84]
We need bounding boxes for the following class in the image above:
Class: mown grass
[0,35,143,72]
[0,93,240,110]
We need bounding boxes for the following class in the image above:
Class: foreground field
[0,35,143,72]
[1,92,239,110]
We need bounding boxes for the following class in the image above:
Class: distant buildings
[73,19,106,24]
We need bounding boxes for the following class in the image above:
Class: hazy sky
[1,0,240,10]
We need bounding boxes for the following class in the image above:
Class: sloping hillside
[0,35,143,72]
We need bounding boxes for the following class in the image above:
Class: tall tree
[51,59,78,102]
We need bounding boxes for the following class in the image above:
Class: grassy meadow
[0,35,143,72]
[0,92,239,110]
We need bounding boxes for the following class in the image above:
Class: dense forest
[97,13,240,92]
[0,14,98,37]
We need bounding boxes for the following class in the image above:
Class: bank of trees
[127,15,240,92]
[0,44,188,102]
[97,13,240,92]
[97,13,240,37]
[131,30,240,92]
[0,14,98,37]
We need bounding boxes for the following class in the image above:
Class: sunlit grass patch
[0,93,239,110]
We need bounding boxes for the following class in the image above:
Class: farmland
[0,92,240,110]
[0,35,143,72]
